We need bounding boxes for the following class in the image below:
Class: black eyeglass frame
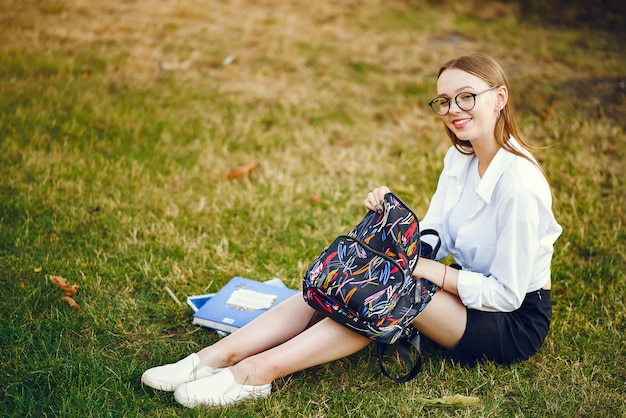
[428,85,500,116]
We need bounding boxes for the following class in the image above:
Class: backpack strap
[420,228,441,260]
[376,332,422,383]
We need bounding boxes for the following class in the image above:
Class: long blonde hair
[437,52,537,163]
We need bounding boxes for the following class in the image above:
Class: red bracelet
[441,265,447,291]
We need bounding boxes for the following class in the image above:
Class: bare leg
[412,290,467,350]
[230,316,371,385]
[196,294,370,385]
[197,294,321,367]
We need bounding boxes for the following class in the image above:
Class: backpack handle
[376,333,422,383]
[420,228,441,260]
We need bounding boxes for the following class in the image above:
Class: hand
[364,186,391,213]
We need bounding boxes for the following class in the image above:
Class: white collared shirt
[421,138,562,312]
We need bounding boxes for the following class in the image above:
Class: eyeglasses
[428,85,500,116]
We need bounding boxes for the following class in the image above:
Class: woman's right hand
[364,186,391,213]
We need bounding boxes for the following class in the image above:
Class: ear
[496,85,509,110]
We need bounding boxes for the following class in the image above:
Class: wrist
[414,258,440,280]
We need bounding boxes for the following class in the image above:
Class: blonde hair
[437,52,536,162]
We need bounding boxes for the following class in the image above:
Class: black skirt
[451,289,552,366]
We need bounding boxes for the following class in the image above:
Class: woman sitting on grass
[141,52,562,408]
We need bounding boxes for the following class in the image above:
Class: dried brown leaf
[50,275,80,296]
[308,195,326,204]
[60,296,80,309]
[223,162,258,180]
[94,24,108,34]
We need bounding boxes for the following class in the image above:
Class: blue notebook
[192,276,298,334]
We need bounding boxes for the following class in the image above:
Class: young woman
[141,52,562,407]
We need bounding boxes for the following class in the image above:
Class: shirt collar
[444,148,474,178]
[475,149,506,203]
[477,136,528,203]
[445,137,523,205]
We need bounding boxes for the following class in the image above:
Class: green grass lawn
[1,1,624,417]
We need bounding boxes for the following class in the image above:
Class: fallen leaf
[223,162,258,180]
[415,394,481,407]
[50,275,65,284]
[34,266,42,272]
[308,195,326,204]
[94,24,108,34]
[60,296,80,309]
[50,275,79,296]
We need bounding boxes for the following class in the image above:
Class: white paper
[226,288,277,310]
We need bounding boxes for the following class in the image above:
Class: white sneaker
[174,368,272,407]
[141,353,223,392]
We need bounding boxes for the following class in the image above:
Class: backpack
[302,192,440,382]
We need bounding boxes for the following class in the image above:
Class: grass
[1,0,624,416]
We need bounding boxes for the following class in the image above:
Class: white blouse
[420,138,562,312]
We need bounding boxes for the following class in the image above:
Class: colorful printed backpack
[302,192,440,382]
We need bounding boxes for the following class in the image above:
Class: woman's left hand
[364,186,391,213]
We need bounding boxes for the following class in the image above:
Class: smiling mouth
[452,118,471,128]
